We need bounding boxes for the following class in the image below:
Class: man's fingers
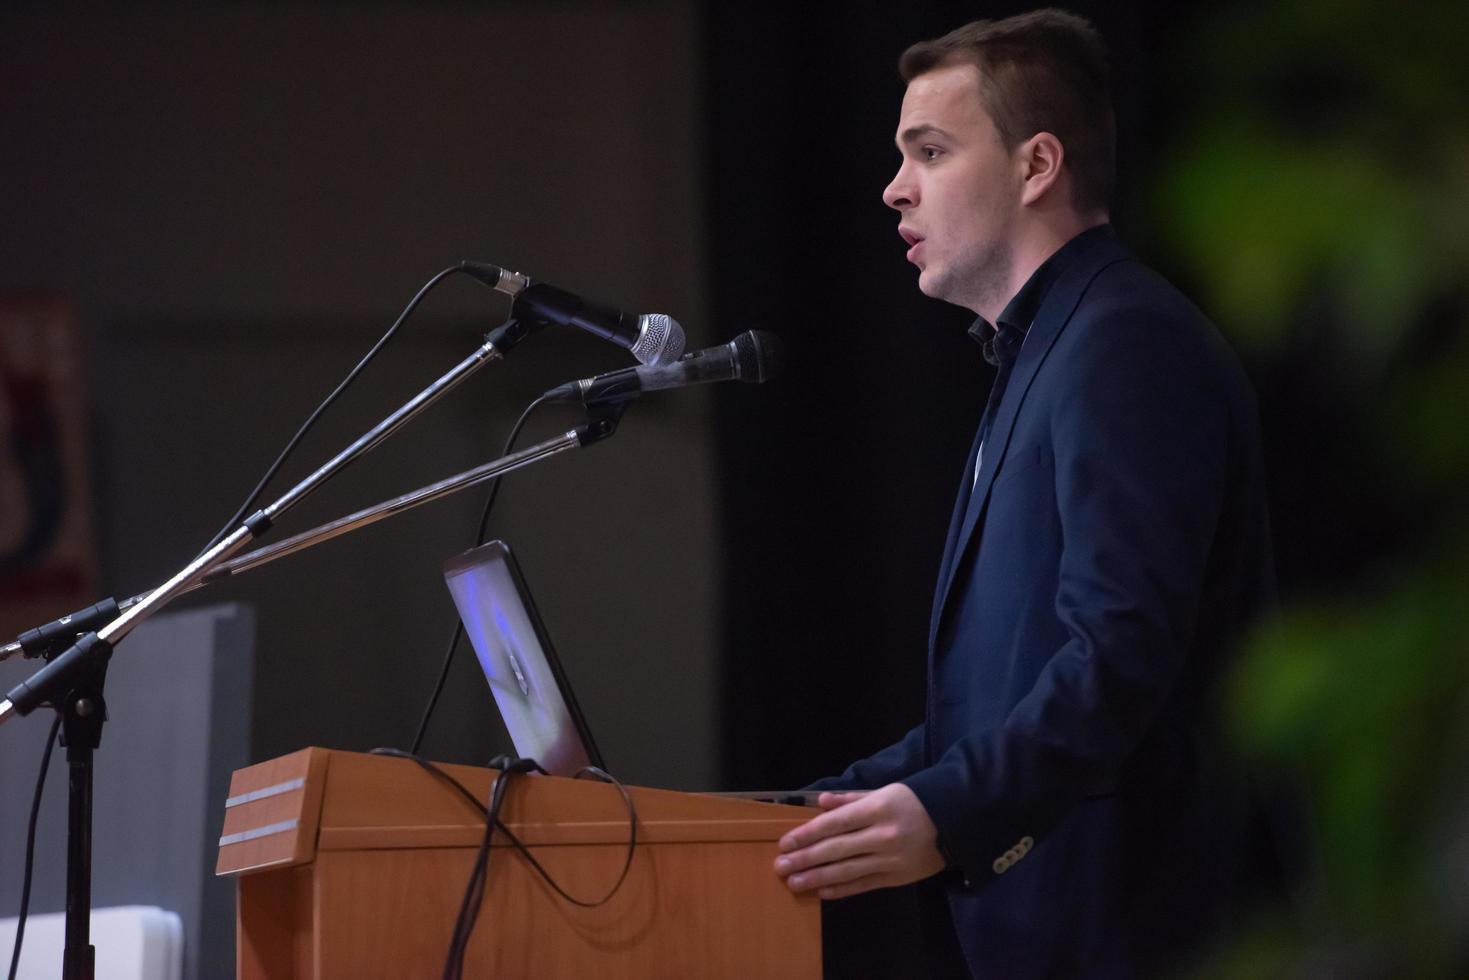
[779,794,878,852]
[772,782,943,899]
[817,873,889,901]
[784,853,891,893]
[817,791,866,810]
[776,823,891,875]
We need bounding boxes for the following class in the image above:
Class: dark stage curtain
[705,0,1143,792]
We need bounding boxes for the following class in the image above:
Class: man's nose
[883,165,915,210]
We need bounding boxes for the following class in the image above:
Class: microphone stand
[0,314,553,980]
[0,409,619,639]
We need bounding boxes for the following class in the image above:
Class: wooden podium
[215,748,821,978]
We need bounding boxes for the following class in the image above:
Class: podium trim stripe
[220,819,299,847]
[225,777,306,808]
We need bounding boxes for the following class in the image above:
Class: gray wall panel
[0,603,254,980]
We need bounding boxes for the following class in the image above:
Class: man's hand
[773,783,945,900]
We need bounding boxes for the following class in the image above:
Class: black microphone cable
[201,265,473,553]
[440,754,533,980]
[366,748,638,978]
[6,714,61,980]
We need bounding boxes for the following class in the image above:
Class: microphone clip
[575,396,629,447]
[483,315,546,357]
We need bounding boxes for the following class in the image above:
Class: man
[772,10,1274,978]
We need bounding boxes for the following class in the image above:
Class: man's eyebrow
[897,124,955,145]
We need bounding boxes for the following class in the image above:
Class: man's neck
[976,211,1108,324]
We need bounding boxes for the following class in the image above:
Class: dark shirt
[970,223,1114,366]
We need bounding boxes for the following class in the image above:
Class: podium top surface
[217,747,815,877]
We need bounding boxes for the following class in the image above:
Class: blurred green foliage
[1149,0,1469,974]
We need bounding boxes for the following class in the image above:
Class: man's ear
[1018,132,1066,207]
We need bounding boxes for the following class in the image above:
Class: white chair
[0,905,182,980]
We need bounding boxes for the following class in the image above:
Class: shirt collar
[968,223,1113,365]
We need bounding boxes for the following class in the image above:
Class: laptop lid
[442,540,605,777]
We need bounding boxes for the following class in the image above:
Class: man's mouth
[899,226,925,264]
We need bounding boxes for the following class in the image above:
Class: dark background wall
[0,1,722,791]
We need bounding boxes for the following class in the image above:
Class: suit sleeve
[900,305,1231,885]
[806,722,926,792]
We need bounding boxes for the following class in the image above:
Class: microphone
[545,330,784,403]
[459,260,685,366]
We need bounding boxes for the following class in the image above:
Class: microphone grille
[734,330,785,383]
[633,314,686,366]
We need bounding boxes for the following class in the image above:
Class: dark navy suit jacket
[813,227,1274,978]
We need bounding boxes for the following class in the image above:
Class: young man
[773,11,1274,978]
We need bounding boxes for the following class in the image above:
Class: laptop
[442,539,819,805]
[443,540,605,777]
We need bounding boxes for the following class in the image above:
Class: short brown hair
[899,9,1115,213]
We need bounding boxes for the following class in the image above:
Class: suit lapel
[929,416,987,625]
[928,235,1131,649]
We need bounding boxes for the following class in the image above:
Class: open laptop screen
[443,540,605,777]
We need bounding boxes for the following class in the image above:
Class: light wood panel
[217,747,328,875]
[222,748,821,978]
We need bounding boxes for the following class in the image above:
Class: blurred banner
[0,293,97,640]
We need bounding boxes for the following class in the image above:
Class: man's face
[883,63,1020,314]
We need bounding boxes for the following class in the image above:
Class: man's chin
[916,268,942,298]
[916,268,954,303]
[916,271,983,313]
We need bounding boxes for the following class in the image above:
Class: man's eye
[922,146,943,161]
